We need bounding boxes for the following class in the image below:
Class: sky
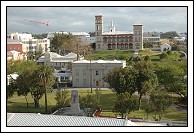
[6,5,188,34]
[1,1,194,132]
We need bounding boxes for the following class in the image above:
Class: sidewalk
[170,104,187,113]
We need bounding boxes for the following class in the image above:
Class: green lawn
[85,50,134,60]
[138,49,157,56]
[7,89,187,121]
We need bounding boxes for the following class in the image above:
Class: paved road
[170,104,187,114]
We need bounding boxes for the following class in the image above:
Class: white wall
[72,60,126,88]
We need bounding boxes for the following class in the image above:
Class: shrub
[144,55,150,61]
[167,50,172,55]
[160,53,168,59]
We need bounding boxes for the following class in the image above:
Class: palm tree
[38,65,54,114]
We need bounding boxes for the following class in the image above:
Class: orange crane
[25,19,49,26]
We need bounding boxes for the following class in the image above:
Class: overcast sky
[7,6,187,34]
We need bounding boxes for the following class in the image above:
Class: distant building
[72,60,126,88]
[7,32,32,40]
[37,52,84,70]
[54,69,72,84]
[7,50,27,61]
[95,13,143,51]
[143,32,160,48]
[7,39,28,53]
[7,32,50,55]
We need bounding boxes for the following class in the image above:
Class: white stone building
[72,60,126,88]
[54,69,72,83]
[7,32,50,54]
[37,52,84,69]
[7,32,33,40]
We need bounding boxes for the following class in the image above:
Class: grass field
[85,50,134,60]
[7,89,187,121]
[84,50,181,64]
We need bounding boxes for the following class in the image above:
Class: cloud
[7,7,187,33]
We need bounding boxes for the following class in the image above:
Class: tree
[50,33,67,54]
[18,61,39,108]
[134,61,158,110]
[79,89,102,113]
[103,67,137,98]
[7,61,39,107]
[113,93,137,118]
[147,89,173,121]
[155,63,186,97]
[159,52,168,60]
[32,33,47,39]
[94,88,102,106]
[144,55,150,61]
[88,32,95,37]
[160,31,179,39]
[15,73,31,108]
[143,42,152,48]
[36,65,55,113]
[50,33,93,60]
[55,87,70,109]
[126,56,135,66]
[7,60,22,75]
[7,79,17,100]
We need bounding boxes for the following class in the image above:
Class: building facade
[37,52,84,70]
[7,39,28,53]
[95,14,143,51]
[72,60,126,88]
[54,69,72,84]
[7,32,50,55]
[143,32,160,48]
[7,50,27,61]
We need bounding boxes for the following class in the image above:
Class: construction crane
[25,19,49,26]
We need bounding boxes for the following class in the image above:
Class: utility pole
[90,59,92,93]
[88,51,93,93]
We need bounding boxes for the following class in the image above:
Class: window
[83,79,86,85]
[96,70,99,76]
[76,79,79,83]
[76,70,79,76]
[83,70,86,76]
[60,76,65,82]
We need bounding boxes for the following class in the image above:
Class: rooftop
[73,60,125,64]
[103,31,133,35]
[7,113,136,126]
